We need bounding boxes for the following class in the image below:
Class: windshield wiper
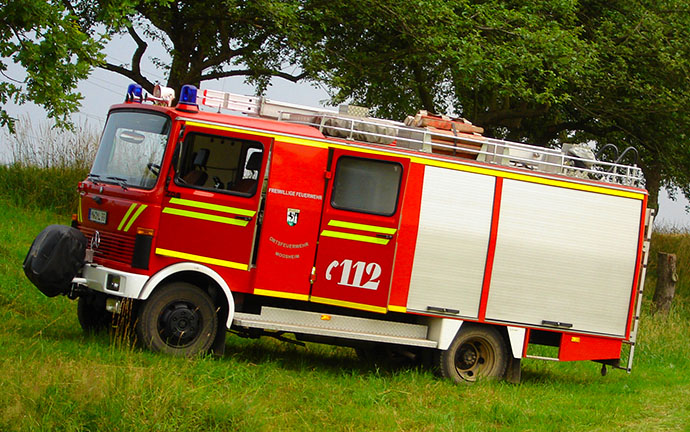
[87,173,102,184]
[106,176,129,191]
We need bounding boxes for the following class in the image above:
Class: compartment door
[311,149,409,313]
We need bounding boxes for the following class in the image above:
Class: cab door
[311,149,409,313]
[156,123,270,278]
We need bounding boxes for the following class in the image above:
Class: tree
[1,0,310,130]
[4,0,688,210]
[568,0,690,209]
[298,0,690,210]
[67,0,308,94]
[0,0,105,131]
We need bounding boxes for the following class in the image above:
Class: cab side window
[331,157,402,216]
[176,133,263,196]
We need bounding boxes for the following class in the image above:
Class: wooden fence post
[653,252,678,315]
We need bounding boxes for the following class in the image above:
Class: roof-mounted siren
[151,85,175,107]
[176,84,199,112]
[126,83,144,103]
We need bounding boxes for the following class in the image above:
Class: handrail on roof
[198,88,645,188]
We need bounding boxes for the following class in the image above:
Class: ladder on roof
[198,89,645,188]
[200,89,338,119]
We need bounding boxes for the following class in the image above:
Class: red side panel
[252,142,328,299]
[559,333,622,361]
[388,163,425,310]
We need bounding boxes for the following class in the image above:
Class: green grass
[2,191,690,430]
[0,164,88,214]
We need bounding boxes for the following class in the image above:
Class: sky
[2,34,688,229]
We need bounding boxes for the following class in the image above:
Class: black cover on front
[23,225,87,297]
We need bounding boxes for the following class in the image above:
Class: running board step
[232,307,438,348]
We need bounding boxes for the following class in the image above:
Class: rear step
[232,307,438,348]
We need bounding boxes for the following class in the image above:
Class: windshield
[91,111,171,189]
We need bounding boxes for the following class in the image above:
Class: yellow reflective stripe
[320,229,389,245]
[328,220,397,235]
[118,203,137,231]
[77,196,83,223]
[169,197,256,217]
[162,207,250,227]
[387,305,407,313]
[155,248,248,270]
[123,204,147,232]
[310,296,388,314]
[254,288,309,301]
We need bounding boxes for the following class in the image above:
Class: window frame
[91,109,172,190]
[173,131,264,197]
[330,155,403,217]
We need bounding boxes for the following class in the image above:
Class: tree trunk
[640,161,661,212]
[412,64,435,113]
[653,252,677,315]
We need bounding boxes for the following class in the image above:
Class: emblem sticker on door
[287,208,300,226]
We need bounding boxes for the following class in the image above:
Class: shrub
[0,116,98,214]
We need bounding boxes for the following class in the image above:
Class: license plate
[88,208,108,224]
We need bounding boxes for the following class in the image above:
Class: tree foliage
[0,0,105,131]
[65,0,308,94]
[299,0,690,208]
[2,0,689,208]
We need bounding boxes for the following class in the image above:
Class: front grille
[79,226,135,266]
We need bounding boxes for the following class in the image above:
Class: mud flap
[505,357,522,384]
[211,307,228,357]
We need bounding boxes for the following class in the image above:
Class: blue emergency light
[176,84,199,112]
[179,85,198,105]
[126,83,143,102]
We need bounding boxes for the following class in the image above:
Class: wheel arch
[434,320,525,359]
[139,262,235,328]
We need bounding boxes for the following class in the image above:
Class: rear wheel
[439,325,508,383]
[136,282,218,356]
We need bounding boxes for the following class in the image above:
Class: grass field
[2,191,690,430]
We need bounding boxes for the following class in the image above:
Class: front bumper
[72,263,149,300]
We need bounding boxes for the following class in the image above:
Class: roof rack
[199,89,645,188]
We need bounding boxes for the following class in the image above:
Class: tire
[136,282,218,356]
[439,325,508,383]
[77,293,113,333]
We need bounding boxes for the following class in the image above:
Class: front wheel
[136,282,218,356]
[439,325,508,383]
[77,293,113,333]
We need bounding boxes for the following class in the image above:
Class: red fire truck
[24,83,652,383]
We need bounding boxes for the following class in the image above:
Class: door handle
[234,215,252,221]
[541,320,573,329]
[376,234,393,240]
